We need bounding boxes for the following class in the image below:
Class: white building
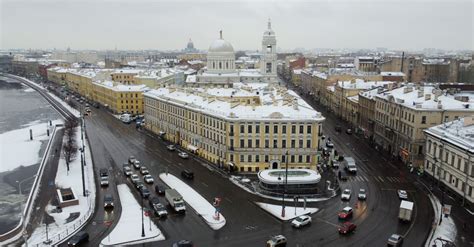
[424,116,474,209]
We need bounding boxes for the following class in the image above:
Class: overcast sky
[1,0,473,51]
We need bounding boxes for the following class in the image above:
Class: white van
[345,157,357,173]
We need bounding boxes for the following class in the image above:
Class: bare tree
[62,118,78,171]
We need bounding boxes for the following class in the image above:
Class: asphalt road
[74,90,433,246]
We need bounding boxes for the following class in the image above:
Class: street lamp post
[141,196,145,237]
[281,150,289,218]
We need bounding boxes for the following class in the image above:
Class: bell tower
[260,19,277,83]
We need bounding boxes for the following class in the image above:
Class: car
[104,194,114,209]
[338,206,353,220]
[339,170,348,181]
[128,156,136,165]
[85,107,91,113]
[130,173,140,183]
[99,168,108,177]
[149,197,168,217]
[266,235,287,247]
[326,141,334,148]
[123,165,132,176]
[346,128,353,134]
[67,230,89,246]
[155,185,166,195]
[140,166,149,175]
[100,176,109,186]
[358,189,367,200]
[144,174,154,184]
[291,215,312,228]
[397,190,408,200]
[387,234,404,246]
[341,189,351,200]
[135,181,145,190]
[335,125,342,132]
[338,222,356,234]
[140,186,150,198]
[167,145,176,151]
[133,160,141,169]
[181,170,194,180]
[178,152,189,159]
[172,240,193,247]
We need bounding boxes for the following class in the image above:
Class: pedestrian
[55,148,58,154]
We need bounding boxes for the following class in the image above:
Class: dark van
[67,231,89,246]
[181,170,194,180]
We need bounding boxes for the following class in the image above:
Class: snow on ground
[159,173,226,230]
[0,119,61,173]
[27,126,96,246]
[426,194,457,247]
[24,87,35,93]
[255,202,318,221]
[47,92,81,118]
[101,184,165,246]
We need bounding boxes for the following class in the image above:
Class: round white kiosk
[258,169,322,194]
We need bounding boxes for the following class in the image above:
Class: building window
[248,139,252,148]
[230,154,234,162]
[248,155,252,162]
[274,125,278,133]
[248,125,252,133]
[240,125,245,133]
[299,125,304,134]
[282,155,286,163]
[291,155,295,163]
[306,155,310,163]
[298,155,303,163]
[306,140,311,148]
[299,140,303,148]
[256,125,260,133]
[273,139,278,148]
[291,140,295,148]
[292,125,296,134]
[307,125,312,134]
[265,125,269,134]
[230,125,234,134]
[282,140,286,148]
[265,155,269,162]
[282,125,287,134]
[256,139,260,148]
[421,116,426,124]
[265,139,269,148]
[240,155,244,162]
[256,155,260,162]
[240,139,244,147]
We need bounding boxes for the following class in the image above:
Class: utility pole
[281,150,289,218]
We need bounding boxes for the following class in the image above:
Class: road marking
[378,176,385,182]
[387,177,393,182]
[315,218,340,228]
[201,182,209,187]
[177,163,183,167]
[225,197,233,203]
[164,158,171,163]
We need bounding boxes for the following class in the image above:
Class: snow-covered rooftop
[94,80,149,92]
[144,83,324,121]
[376,84,474,110]
[381,71,405,77]
[425,116,474,153]
[337,79,395,90]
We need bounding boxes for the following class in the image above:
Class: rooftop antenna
[268,18,272,29]
[219,30,223,39]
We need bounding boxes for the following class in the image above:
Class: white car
[397,190,408,200]
[144,175,154,184]
[130,174,140,183]
[167,145,176,151]
[358,189,367,200]
[133,160,141,169]
[140,166,150,175]
[291,215,312,228]
[341,189,351,200]
[178,152,189,159]
[100,176,109,186]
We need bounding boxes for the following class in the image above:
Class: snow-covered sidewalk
[426,194,457,247]
[101,184,165,246]
[47,92,80,118]
[159,173,226,230]
[255,202,318,221]
[27,126,95,246]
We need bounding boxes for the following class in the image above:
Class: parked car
[128,156,136,165]
[338,206,353,220]
[130,173,140,183]
[155,185,166,195]
[326,141,334,148]
[144,174,154,184]
[104,194,114,209]
[341,189,351,200]
[67,230,89,246]
[346,128,353,135]
[181,170,194,180]
[123,165,132,176]
[266,235,287,247]
[358,189,367,200]
[99,168,108,177]
[338,222,356,235]
[135,181,145,190]
[140,186,150,198]
[387,234,404,246]
[172,240,194,247]
[339,170,348,181]
[291,215,312,228]
[140,166,149,175]
[100,176,109,186]
[167,145,176,151]
[178,152,189,159]
[397,190,408,200]
[133,160,141,169]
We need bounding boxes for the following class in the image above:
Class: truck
[398,200,413,222]
[165,189,186,213]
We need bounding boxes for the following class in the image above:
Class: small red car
[338,206,353,220]
[338,222,356,234]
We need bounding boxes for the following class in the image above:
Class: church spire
[268,18,271,29]
[219,30,223,39]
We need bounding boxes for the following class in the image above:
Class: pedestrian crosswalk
[344,175,404,183]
